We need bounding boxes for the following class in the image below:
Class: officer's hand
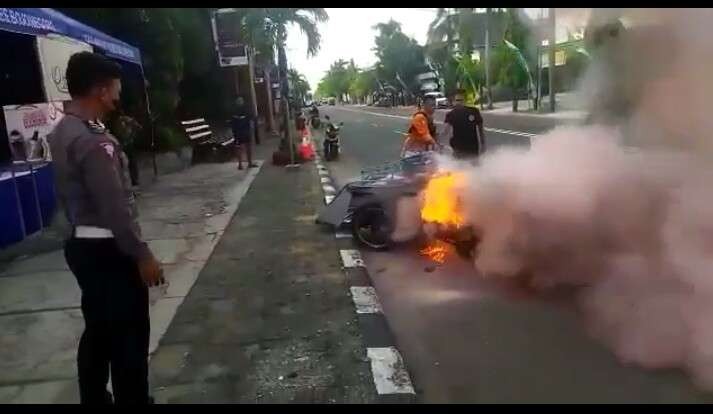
[139,256,164,287]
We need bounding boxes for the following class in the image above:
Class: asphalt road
[315,104,712,403]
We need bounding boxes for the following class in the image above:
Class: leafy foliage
[58,8,327,151]
[371,20,427,97]
[287,68,310,103]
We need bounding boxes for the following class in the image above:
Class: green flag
[503,39,535,95]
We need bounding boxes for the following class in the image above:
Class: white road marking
[367,347,416,395]
[325,195,335,204]
[340,249,365,268]
[318,169,330,176]
[393,130,408,135]
[320,177,332,184]
[335,106,539,139]
[322,185,336,194]
[486,127,536,137]
[350,286,383,314]
[335,230,354,239]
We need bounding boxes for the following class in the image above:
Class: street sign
[210,9,248,67]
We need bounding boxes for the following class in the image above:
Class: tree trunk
[480,84,484,110]
[263,65,276,133]
[512,90,519,112]
[485,8,494,110]
[548,7,556,113]
[247,48,261,145]
[277,41,295,165]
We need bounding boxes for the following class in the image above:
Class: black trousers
[64,237,150,405]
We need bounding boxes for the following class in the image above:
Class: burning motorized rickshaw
[316,152,478,259]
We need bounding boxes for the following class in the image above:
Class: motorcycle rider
[323,115,341,160]
[401,95,437,158]
[309,103,320,128]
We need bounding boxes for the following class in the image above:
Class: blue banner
[0,8,142,66]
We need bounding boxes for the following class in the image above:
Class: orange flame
[420,172,466,227]
[419,240,449,264]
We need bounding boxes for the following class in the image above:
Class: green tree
[348,69,377,104]
[58,8,190,151]
[372,19,427,102]
[490,8,535,111]
[426,8,458,96]
[287,68,310,104]
[317,59,354,102]
[225,8,327,159]
[240,8,327,153]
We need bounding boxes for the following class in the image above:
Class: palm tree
[427,9,487,101]
[427,8,458,47]
[426,8,457,81]
[287,69,310,104]
[239,8,328,161]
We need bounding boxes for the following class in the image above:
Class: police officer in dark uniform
[443,89,486,160]
[48,51,163,405]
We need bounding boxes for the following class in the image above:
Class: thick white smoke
[456,9,713,389]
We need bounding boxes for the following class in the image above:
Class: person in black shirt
[231,96,257,170]
[443,89,486,159]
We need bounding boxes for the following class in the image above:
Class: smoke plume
[459,8,713,389]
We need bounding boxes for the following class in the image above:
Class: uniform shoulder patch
[99,142,115,158]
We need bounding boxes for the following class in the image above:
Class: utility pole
[535,8,543,112]
[548,7,556,113]
[485,7,493,109]
[262,63,277,133]
[247,46,261,145]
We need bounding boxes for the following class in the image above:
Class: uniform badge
[86,120,107,134]
[100,142,115,158]
[468,114,476,122]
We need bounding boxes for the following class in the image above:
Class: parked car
[374,97,392,107]
[424,91,448,109]
[328,97,336,106]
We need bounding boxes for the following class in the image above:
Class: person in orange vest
[401,95,437,158]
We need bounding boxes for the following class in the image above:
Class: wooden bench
[180,118,234,163]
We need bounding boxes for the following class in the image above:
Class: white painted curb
[340,249,365,268]
[367,347,416,395]
[350,286,383,314]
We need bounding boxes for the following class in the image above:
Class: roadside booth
[0,8,147,248]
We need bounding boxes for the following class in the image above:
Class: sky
[285,8,589,92]
[285,8,438,92]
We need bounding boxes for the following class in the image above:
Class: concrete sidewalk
[484,91,587,121]
[148,135,376,403]
[0,128,376,404]
[0,142,266,403]
[351,91,587,123]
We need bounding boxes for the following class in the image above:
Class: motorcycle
[316,151,479,257]
[310,113,321,129]
[323,115,342,161]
